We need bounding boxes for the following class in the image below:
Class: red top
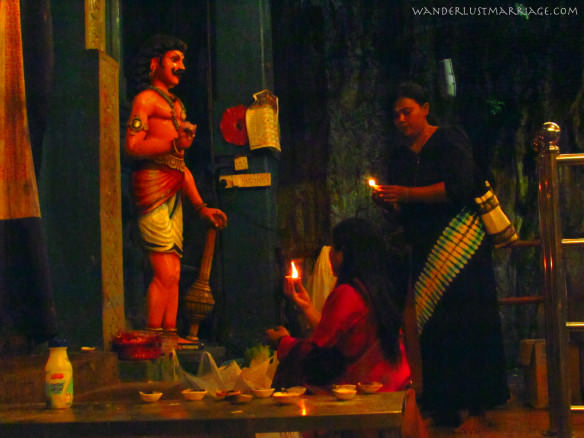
[278,283,411,392]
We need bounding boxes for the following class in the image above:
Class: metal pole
[556,153,584,166]
[534,122,572,437]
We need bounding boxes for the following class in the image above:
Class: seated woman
[267,217,409,390]
[267,218,426,437]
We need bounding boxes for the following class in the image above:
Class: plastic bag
[181,351,241,398]
[180,351,279,398]
[234,355,279,392]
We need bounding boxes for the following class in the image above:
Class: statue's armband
[128,115,148,135]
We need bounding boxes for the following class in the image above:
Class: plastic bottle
[44,338,74,409]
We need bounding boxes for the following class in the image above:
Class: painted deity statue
[125,34,227,336]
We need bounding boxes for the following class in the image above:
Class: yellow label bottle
[44,338,73,409]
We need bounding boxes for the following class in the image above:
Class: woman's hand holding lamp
[284,261,302,299]
[285,260,301,280]
[370,179,386,205]
[283,261,313,312]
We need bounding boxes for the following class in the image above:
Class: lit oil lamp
[285,260,301,280]
[368,178,377,189]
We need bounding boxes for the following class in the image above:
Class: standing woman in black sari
[372,81,509,433]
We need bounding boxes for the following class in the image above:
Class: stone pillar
[212,0,280,351]
[39,0,124,349]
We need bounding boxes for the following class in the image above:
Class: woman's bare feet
[454,413,492,434]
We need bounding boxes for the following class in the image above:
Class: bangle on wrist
[195,202,208,214]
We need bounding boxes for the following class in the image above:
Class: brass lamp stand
[184,227,217,343]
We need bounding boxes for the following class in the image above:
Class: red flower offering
[112,331,162,361]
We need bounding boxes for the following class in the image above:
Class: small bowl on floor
[286,386,307,396]
[139,391,163,402]
[272,391,301,405]
[182,389,207,401]
[332,387,357,401]
[252,388,275,398]
[332,384,357,391]
[357,381,383,394]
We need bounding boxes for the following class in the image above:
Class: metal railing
[534,122,584,437]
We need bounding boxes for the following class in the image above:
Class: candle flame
[290,261,299,279]
[368,178,377,187]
